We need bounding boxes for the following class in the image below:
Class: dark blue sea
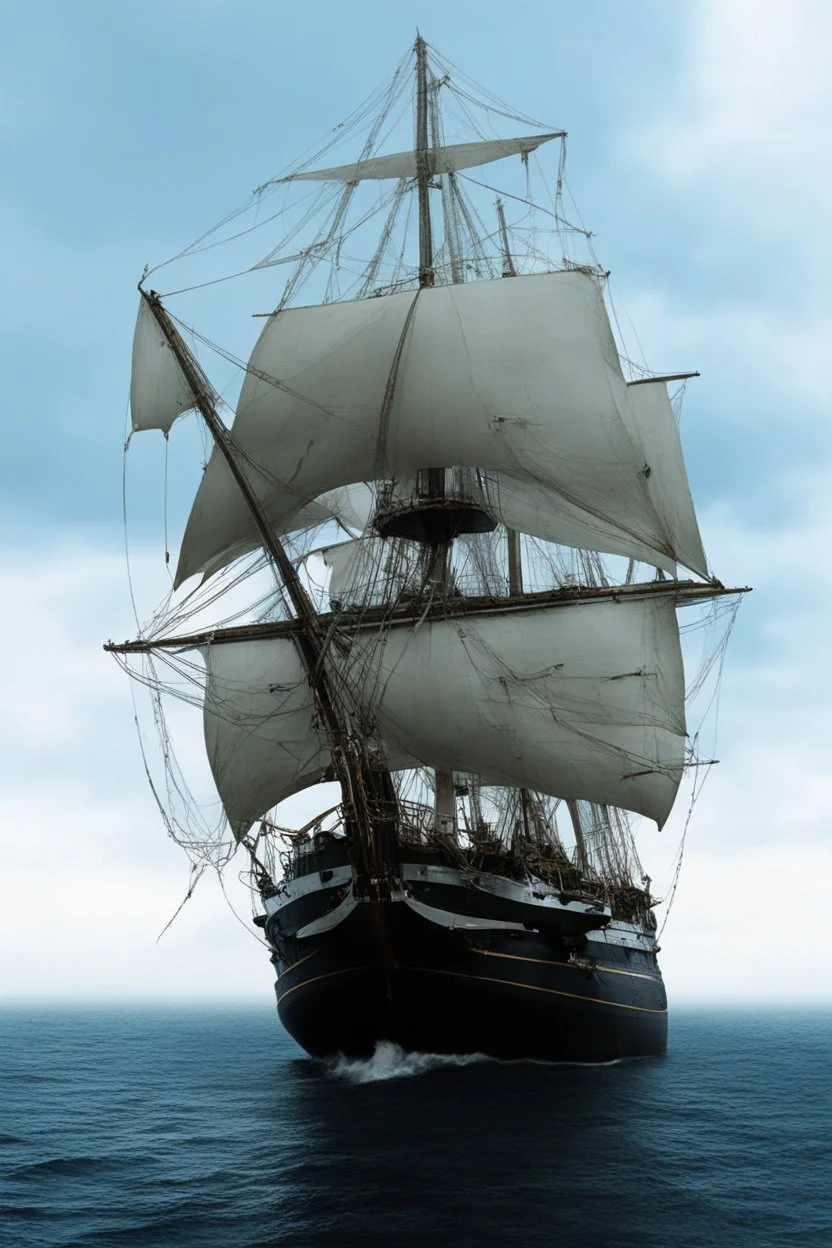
[1,1007,829,1247]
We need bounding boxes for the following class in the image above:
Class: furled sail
[176,271,708,587]
[281,133,561,183]
[201,594,686,835]
[130,297,199,434]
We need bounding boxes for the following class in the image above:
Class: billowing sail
[130,297,198,434]
[201,594,686,835]
[196,482,375,582]
[176,271,707,587]
[282,133,561,182]
[624,379,706,579]
[312,483,374,534]
[201,637,418,837]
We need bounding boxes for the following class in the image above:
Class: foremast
[137,289,398,891]
[415,34,434,290]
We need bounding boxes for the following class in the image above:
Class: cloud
[612,287,832,426]
[613,2,832,431]
[635,0,832,216]
[0,542,267,1001]
[661,841,832,1002]
[644,462,832,998]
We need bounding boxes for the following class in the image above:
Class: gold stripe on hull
[276,949,318,979]
[472,946,662,985]
[277,961,666,1015]
[399,964,667,1014]
[277,964,375,1005]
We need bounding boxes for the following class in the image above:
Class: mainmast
[496,197,517,278]
[416,36,454,834]
[415,34,434,289]
[497,197,523,597]
[566,800,588,874]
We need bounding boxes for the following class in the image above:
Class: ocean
[1,1006,829,1247]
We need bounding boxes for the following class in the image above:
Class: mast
[507,530,523,595]
[415,34,444,508]
[430,538,456,835]
[498,202,523,601]
[140,294,325,660]
[566,799,588,874]
[138,289,397,884]
[415,34,434,289]
[496,197,517,278]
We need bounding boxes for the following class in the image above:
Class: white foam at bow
[327,1041,491,1083]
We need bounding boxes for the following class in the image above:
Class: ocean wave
[10,1156,131,1180]
[326,1041,492,1083]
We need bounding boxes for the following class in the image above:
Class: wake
[327,1041,492,1083]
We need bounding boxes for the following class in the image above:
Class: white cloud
[637,0,832,212]
[0,543,267,1001]
[661,841,832,1002]
[646,464,832,998]
[611,286,832,423]
[614,0,832,432]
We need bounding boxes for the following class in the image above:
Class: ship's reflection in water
[263,1037,668,1248]
[244,1009,829,1248]
[2,1008,821,1247]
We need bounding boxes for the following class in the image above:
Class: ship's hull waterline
[265,863,667,1062]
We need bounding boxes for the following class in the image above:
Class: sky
[1,0,830,1007]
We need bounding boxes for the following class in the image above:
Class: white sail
[625,379,707,579]
[176,271,707,587]
[130,297,198,434]
[314,483,374,533]
[196,482,375,582]
[282,133,561,183]
[322,536,419,607]
[201,594,686,835]
[202,637,418,837]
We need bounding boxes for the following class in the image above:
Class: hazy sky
[2,0,830,1005]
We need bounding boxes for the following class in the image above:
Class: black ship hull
[264,862,667,1063]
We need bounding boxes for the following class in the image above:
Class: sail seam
[374,289,422,475]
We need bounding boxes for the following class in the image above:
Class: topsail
[281,132,562,182]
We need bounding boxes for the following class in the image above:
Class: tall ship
[108,38,747,1061]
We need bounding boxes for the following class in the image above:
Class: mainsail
[201,594,686,835]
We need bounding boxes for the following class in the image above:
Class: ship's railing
[264,801,655,921]
[375,468,499,517]
[396,800,437,845]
